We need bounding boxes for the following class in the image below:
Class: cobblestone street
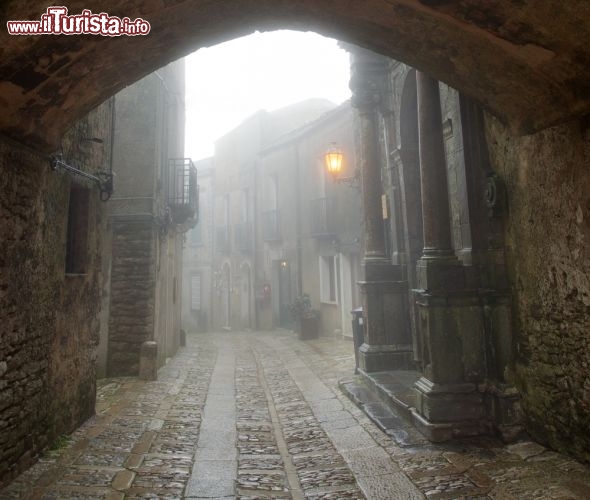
[2,330,590,499]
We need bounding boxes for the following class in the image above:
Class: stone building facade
[209,99,335,331]
[346,48,518,441]
[0,59,196,485]
[256,102,362,337]
[182,158,214,333]
[98,60,196,377]
[0,101,114,484]
[346,46,590,463]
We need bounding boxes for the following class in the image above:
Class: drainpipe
[295,144,303,296]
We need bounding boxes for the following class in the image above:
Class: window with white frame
[191,274,201,311]
[319,255,340,304]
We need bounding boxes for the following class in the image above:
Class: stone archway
[2,1,590,150]
[2,0,590,472]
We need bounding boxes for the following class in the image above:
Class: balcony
[261,209,281,241]
[216,226,230,254]
[167,158,198,226]
[310,197,337,237]
[234,222,253,253]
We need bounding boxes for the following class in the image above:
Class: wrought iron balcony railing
[167,158,198,226]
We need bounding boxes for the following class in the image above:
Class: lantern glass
[324,144,343,177]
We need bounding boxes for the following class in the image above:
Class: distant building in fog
[256,101,361,338]
[98,60,197,377]
[182,99,361,338]
[182,158,214,333]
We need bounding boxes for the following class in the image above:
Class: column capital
[350,77,381,113]
[349,48,389,114]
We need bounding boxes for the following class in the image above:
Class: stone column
[412,73,484,441]
[352,76,387,263]
[414,72,465,292]
[349,48,413,372]
[417,72,454,259]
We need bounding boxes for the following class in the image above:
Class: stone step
[340,373,429,448]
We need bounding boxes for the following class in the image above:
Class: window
[320,255,340,304]
[191,274,201,311]
[65,186,90,275]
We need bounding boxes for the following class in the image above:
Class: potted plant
[289,294,319,340]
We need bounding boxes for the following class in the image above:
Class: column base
[416,255,465,291]
[485,384,525,442]
[358,262,415,372]
[358,343,415,372]
[412,377,487,440]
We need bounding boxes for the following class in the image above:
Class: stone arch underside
[1,0,590,151]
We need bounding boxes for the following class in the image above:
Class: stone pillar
[353,78,387,262]
[412,73,485,441]
[349,48,413,372]
[415,72,465,292]
[417,72,454,259]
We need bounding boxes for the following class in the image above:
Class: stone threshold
[340,369,430,447]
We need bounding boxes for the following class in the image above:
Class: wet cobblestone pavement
[2,330,590,499]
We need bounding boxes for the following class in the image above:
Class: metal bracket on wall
[50,155,114,201]
[484,172,504,218]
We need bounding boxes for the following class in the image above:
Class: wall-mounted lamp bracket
[50,154,114,201]
[332,167,361,189]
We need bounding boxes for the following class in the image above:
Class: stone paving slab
[2,330,590,500]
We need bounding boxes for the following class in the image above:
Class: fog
[185,30,351,161]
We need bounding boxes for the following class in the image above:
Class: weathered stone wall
[106,222,156,376]
[102,60,186,376]
[0,101,111,485]
[487,116,590,463]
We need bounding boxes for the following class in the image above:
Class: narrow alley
[2,331,589,500]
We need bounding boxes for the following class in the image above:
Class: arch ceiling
[1,0,590,151]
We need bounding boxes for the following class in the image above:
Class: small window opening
[65,186,90,275]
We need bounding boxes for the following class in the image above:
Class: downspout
[295,144,303,296]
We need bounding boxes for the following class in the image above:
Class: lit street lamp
[324,142,359,188]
